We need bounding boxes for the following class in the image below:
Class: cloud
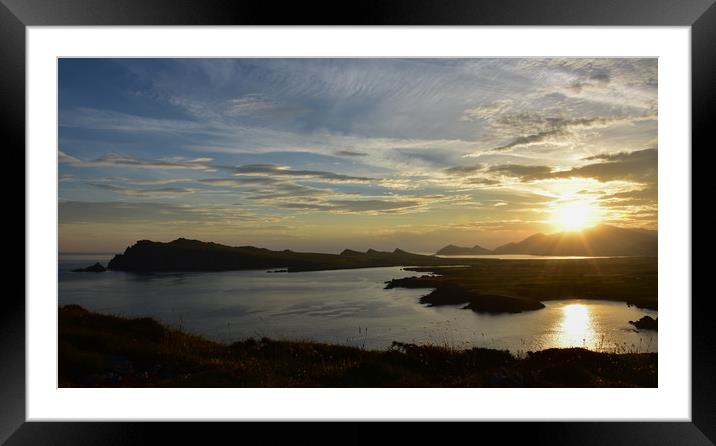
[58,150,84,165]
[602,184,657,201]
[59,150,218,171]
[598,184,657,207]
[90,183,204,198]
[486,115,653,152]
[279,199,422,215]
[58,59,659,249]
[233,164,374,183]
[60,150,386,189]
[588,69,611,84]
[59,201,261,225]
[245,182,333,200]
[59,108,210,134]
[514,58,654,91]
[489,129,566,152]
[583,148,655,163]
[326,199,421,213]
[568,69,612,93]
[114,178,196,186]
[466,177,501,186]
[461,99,514,122]
[199,177,279,187]
[552,148,657,183]
[488,164,554,181]
[335,150,368,157]
[443,163,484,176]
[486,148,657,184]
[225,94,277,116]
[94,154,217,170]
[248,186,455,215]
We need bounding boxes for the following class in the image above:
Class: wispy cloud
[89,183,206,198]
[553,148,657,183]
[225,94,277,116]
[59,150,217,171]
[59,201,263,225]
[443,164,484,176]
[60,108,212,134]
[233,164,375,183]
[59,58,659,250]
[485,148,657,184]
[335,150,368,157]
[488,164,554,181]
[474,114,656,153]
[95,154,217,170]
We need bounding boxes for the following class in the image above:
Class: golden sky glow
[550,199,603,232]
[58,58,657,253]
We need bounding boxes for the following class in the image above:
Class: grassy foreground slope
[59,305,657,388]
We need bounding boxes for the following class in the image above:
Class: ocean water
[435,254,619,260]
[58,254,658,353]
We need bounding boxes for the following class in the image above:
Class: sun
[552,200,601,232]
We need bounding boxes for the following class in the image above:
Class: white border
[27,27,691,421]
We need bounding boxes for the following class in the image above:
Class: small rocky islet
[629,315,658,331]
[72,262,107,273]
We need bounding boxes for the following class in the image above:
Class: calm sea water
[58,254,658,353]
[435,254,618,260]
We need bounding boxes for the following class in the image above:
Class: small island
[385,277,545,313]
[72,262,107,273]
[629,315,658,331]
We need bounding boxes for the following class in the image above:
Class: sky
[58,58,657,254]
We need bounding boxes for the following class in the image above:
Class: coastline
[59,305,657,388]
[386,257,658,312]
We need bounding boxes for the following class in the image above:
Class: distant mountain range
[102,225,656,273]
[435,225,657,257]
[435,244,492,256]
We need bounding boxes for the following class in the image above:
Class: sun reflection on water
[555,303,598,349]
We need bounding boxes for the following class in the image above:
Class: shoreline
[59,305,657,388]
[386,258,657,312]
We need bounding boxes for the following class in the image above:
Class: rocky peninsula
[107,238,457,273]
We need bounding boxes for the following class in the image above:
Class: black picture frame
[5,0,712,444]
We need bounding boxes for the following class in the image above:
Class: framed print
[6,0,713,444]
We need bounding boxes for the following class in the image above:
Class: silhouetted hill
[492,225,657,256]
[107,238,454,273]
[435,244,493,256]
